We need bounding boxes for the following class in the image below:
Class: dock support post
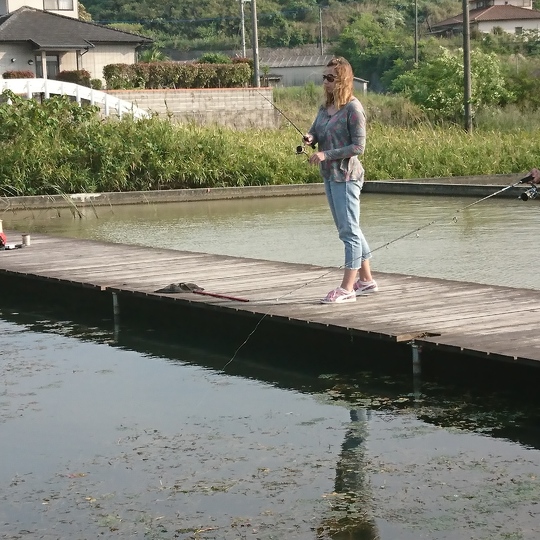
[411,341,422,403]
[112,291,120,341]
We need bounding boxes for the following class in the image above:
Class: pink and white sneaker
[320,287,356,304]
[353,279,379,296]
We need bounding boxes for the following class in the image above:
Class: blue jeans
[324,179,371,270]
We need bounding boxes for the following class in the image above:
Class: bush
[0,89,539,196]
[197,52,231,64]
[90,78,103,90]
[56,70,91,87]
[2,70,35,79]
[102,63,134,89]
[103,62,251,89]
[391,48,513,122]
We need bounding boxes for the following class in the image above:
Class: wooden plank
[2,230,540,364]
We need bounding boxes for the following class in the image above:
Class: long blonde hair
[324,57,354,109]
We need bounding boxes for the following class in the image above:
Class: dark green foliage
[334,13,412,92]
[138,46,170,63]
[0,90,317,197]
[197,52,232,64]
[502,59,540,111]
[81,0,463,50]
[90,78,103,90]
[1,87,539,198]
[390,49,514,121]
[103,62,251,89]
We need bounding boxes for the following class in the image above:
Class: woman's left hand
[308,152,326,165]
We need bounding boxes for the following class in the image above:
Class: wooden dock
[2,230,540,368]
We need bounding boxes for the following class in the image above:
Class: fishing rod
[255,89,315,153]
[234,173,538,305]
[222,173,538,369]
[364,173,537,257]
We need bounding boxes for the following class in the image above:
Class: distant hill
[80,0,463,50]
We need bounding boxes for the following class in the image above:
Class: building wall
[353,78,368,94]
[477,19,540,32]
[1,0,78,18]
[267,66,324,87]
[471,0,533,8]
[107,87,279,129]
[0,45,136,81]
[0,44,35,76]
[78,46,137,83]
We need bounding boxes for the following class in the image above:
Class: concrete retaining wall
[0,175,534,211]
[107,87,279,129]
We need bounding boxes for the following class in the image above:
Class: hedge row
[103,62,252,90]
[2,69,103,89]
[2,70,35,79]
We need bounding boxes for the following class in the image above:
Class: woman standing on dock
[304,57,377,304]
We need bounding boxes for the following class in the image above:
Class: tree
[334,13,412,91]
[78,1,92,21]
[138,46,170,63]
[390,47,514,122]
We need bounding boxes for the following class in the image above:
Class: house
[259,54,334,87]
[0,3,151,83]
[431,0,540,35]
[353,77,369,95]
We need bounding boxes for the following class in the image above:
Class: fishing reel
[296,136,316,156]
[520,185,538,201]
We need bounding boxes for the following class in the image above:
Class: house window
[515,27,523,35]
[43,0,74,10]
[35,55,60,78]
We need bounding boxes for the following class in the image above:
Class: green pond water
[1,192,540,539]
[3,192,540,289]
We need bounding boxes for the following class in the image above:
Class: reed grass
[0,89,539,197]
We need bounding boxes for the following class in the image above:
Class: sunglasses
[322,74,336,82]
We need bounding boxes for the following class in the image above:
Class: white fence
[0,78,150,120]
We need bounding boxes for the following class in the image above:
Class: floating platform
[1,230,540,372]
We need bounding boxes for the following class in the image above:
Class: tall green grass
[0,89,538,197]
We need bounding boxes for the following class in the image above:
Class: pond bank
[0,174,533,211]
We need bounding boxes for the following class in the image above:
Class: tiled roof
[259,55,334,68]
[0,7,152,47]
[432,5,540,28]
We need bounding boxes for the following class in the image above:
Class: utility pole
[319,7,324,54]
[240,0,247,58]
[462,0,472,132]
[251,0,260,87]
[414,0,418,63]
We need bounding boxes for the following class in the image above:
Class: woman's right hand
[303,134,314,146]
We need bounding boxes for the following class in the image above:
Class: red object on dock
[193,290,249,302]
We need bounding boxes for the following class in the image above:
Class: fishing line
[255,89,305,137]
[361,175,534,258]
[221,174,534,368]
[256,90,315,153]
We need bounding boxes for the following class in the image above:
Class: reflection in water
[3,193,540,289]
[318,410,379,540]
